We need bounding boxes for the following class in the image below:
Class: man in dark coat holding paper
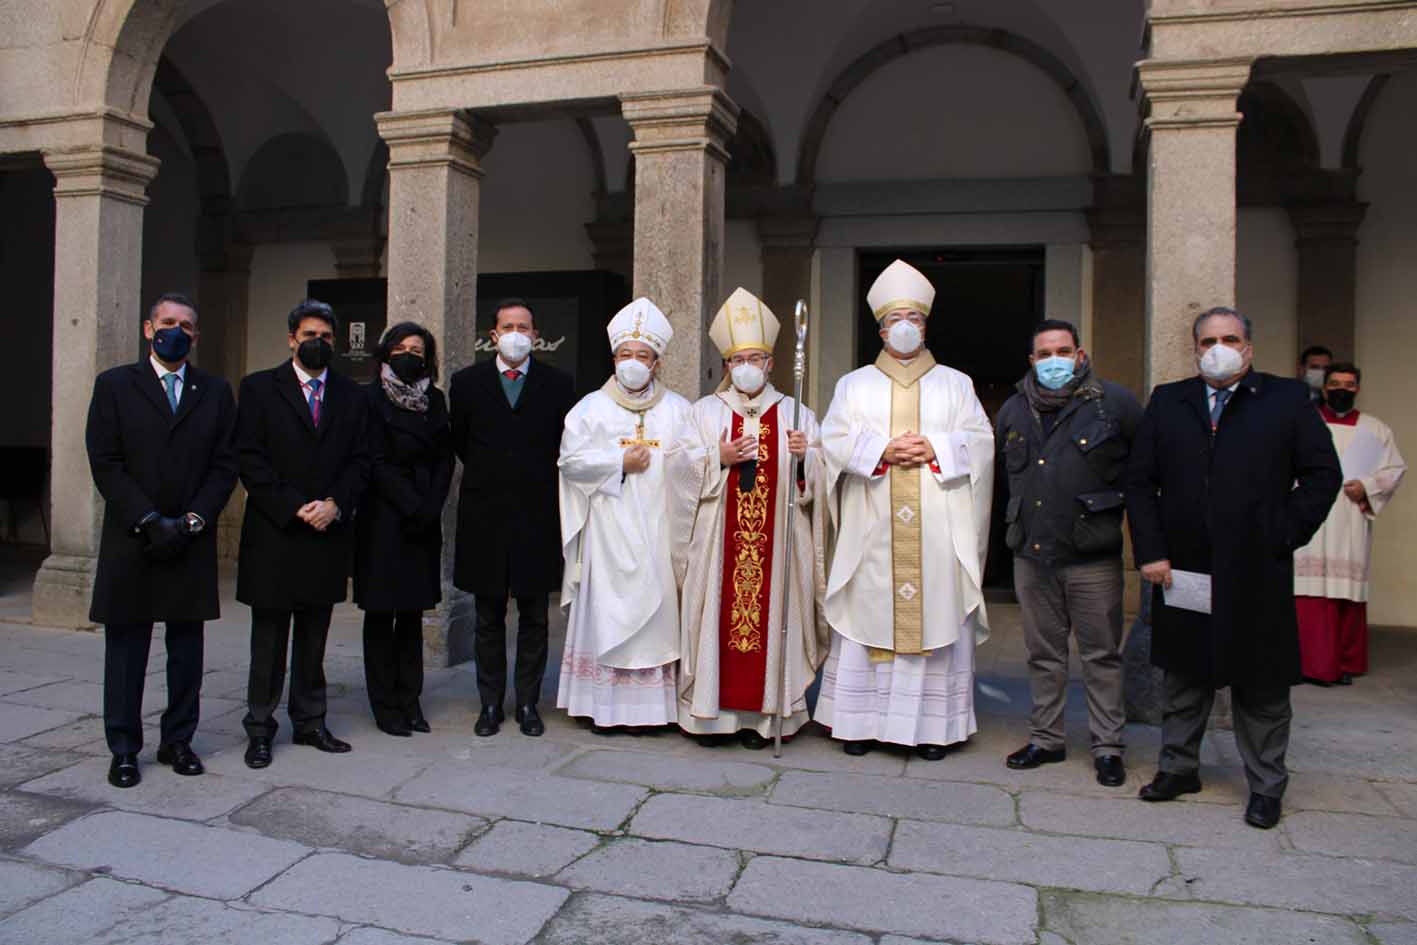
[449,298,576,737]
[1125,307,1340,830]
[236,299,371,768]
[87,292,238,788]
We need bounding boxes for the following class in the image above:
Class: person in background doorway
[1299,345,1333,405]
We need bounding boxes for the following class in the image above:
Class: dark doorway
[856,248,1045,591]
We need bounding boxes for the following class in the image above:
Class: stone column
[1138,60,1251,388]
[1288,201,1366,360]
[376,107,496,667]
[1086,198,1147,400]
[757,214,817,395]
[32,145,161,628]
[622,87,738,397]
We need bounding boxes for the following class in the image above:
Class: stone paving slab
[0,858,81,918]
[901,727,1142,798]
[453,820,600,877]
[41,894,343,945]
[1019,790,1283,849]
[537,893,875,945]
[203,740,431,799]
[555,838,740,902]
[1177,767,1406,816]
[0,703,87,742]
[395,763,647,830]
[888,819,1173,895]
[1169,846,1417,920]
[727,855,1037,944]
[226,786,487,864]
[23,809,310,899]
[1284,809,1417,863]
[15,715,108,753]
[0,670,66,697]
[250,851,569,945]
[557,748,776,794]
[629,793,891,864]
[356,732,576,771]
[1041,889,1368,945]
[0,876,169,945]
[770,770,1016,826]
[336,928,458,945]
[763,724,910,776]
[1,680,112,715]
[0,790,98,850]
[1376,781,1417,818]
[0,744,86,789]
[1370,922,1417,945]
[19,756,271,821]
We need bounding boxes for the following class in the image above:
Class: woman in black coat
[354,322,454,736]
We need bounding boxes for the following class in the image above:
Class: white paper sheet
[1341,430,1384,482]
[1163,569,1212,615]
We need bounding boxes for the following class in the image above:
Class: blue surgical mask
[151,326,192,363]
[1034,356,1075,390]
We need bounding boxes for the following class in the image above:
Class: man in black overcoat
[86,293,238,788]
[236,299,370,768]
[1125,307,1341,829]
[450,298,576,737]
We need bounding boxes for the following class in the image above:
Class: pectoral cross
[618,411,661,449]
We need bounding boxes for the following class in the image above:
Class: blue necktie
[163,373,180,414]
[1210,388,1231,430]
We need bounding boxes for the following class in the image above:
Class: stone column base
[32,554,99,630]
[423,584,478,670]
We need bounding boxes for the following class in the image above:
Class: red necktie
[504,369,522,381]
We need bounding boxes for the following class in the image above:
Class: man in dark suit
[86,292,239,788]
[450,298,576,737]
[236,299,370,768]
[1125,306,1341,830]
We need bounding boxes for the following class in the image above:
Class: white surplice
[556,381,711,726]
[814,357,994,747]
[678,385,831,738]
[1295,411,1407,602]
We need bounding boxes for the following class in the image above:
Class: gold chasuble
[874,349,940,657]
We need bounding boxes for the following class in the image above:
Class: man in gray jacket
[994,320,1143,787]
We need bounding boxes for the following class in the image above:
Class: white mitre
[709,287,779,359]
[866,259,935,321]
[607,297,673,355]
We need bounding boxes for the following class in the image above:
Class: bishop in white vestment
[816,260,995,759]
[1294,365,1406,684]
[557,298,711,728]
[679,289,830,748]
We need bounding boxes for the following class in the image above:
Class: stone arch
[237,132,349,212]
[76,0,186,113]
[796,26,1110,186]
[1341,74,1390,171]
[152,56,231,217]
[1236,80,1323,205]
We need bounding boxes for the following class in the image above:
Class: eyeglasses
[884,313,926,327]
[613,349,656,364]
[728,354,768,368]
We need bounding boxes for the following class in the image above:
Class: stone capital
[1138,59,1252,132]
[41,145,160,207]
[1287,200,1368,246]
[622,87,739,163]
[375,108,497,178]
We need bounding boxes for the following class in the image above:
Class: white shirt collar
[292,360,328,388]
[496,354,530,376]
[150,355,186,381]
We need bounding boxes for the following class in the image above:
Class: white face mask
[730,362,766,394]
[616,358,652,391]
[1304,367,1326,391]
[1199,343,1246,384]
[886,320,923,356]
[496,330,532,363]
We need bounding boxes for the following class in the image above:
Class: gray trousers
[1013,556,1126,757]
[1159,671,1292,798]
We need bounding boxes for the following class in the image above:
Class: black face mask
[151,326,192,362]
[297,338,333,371]
[1325,389,1356,414]
[389,352,425,384]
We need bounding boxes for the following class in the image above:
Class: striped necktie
[307,378,322,426]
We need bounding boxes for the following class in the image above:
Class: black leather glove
[140,514,189,562]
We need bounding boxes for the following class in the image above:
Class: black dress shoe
[408,709,431,733]
[1094,754,1126,787]
[292,727,352,753]
[917,744,949,761]
[1006,743,1066,770]
[515,705,544,737]
[1244,793,1282,829]
[1138,770,1202,802]
[1337,673,1354,686]
[474,706,504,737]
[108,753,140,788]
[244,736,272,769]
[738,729,769,750]
[377,720,413,737]
[156,741,204,776]
[842,740,872,756]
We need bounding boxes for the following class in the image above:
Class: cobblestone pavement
[1,569,1415,945]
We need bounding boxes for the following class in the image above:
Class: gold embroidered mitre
[709,287,780,359]
[607,297,673,355]
[867,259,935,322]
